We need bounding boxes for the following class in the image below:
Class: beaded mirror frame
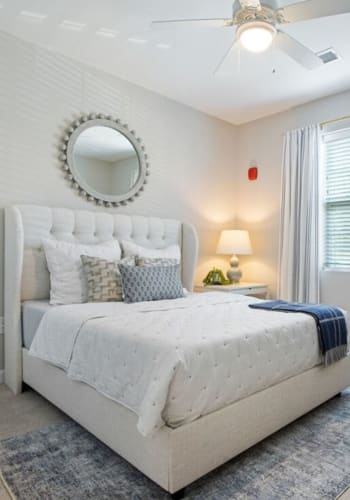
[59,113,150,207]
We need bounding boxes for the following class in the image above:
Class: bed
[5,204,350,497]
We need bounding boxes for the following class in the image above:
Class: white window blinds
[323,124,350,269]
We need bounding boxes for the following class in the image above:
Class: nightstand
[194,282,269,298]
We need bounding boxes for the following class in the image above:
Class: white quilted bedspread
[29,292,321,436]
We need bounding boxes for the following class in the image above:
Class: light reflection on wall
[237,196,280,293]
[190,191,236,226]
[236,202,277,225]
[190,202,236,285]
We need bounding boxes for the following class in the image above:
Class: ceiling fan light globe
[238,22,276,53]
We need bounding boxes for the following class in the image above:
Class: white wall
[75,155,114,194]
[111,156,139,195]
[76,155,139,196]
[235,89,350,308]
[0,31,237,370]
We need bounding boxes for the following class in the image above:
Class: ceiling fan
[152,0,350,71]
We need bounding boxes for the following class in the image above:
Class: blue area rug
[1,390,350,499]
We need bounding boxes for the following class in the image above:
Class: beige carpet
[1,383,350,499]
[0,384,66,499]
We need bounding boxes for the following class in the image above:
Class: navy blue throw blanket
[249,300,348,366]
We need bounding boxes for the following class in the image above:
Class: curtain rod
[321,115,350,127]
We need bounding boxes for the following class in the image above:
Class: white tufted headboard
[4,205,198,394]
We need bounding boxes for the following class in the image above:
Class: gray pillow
[81,255,135,302]
[118,263,184,303]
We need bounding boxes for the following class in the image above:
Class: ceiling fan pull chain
[238,43,241,75]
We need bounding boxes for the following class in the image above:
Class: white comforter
[29,293,321,436]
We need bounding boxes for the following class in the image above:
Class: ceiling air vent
[317,48,340,64]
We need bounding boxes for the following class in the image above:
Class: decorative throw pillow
[42,239,121,305]
[136,257,178,267]
[121,240,181,262]
[81,255,135,303]
[118,264,184,303]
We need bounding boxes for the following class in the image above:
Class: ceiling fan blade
[283,0,350,23]
[275,31,323,69]
[152,18,233,29]
[214,38,239,75]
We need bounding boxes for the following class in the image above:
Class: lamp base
[227,254,242,284]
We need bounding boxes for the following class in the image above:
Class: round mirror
[61,115,149,206]
[74,126,140,197]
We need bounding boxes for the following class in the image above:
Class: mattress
[22,300,52,349]
[28,293,324,436]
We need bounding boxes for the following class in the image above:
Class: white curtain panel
[278,124,321,303]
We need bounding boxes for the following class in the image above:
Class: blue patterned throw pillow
[136,256,178,267]
[118,264,184,303]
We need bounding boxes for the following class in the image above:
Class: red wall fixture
[248,166,258,181]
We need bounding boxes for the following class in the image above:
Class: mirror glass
[73,126,140,197]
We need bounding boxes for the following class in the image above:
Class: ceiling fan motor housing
[233,0,280,17]
[233,3,287,26]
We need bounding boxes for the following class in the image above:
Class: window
[322,121,350,269]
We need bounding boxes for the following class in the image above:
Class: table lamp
[216,230,252,283]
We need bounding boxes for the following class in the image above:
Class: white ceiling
[1,0,350,124]
[75,126,136,162]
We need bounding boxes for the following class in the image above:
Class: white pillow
[43,239,121,305]
[121,240,181,262]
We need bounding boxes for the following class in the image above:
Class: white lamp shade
[216,230,252,256]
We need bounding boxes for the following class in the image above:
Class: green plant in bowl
[203,268,230,286]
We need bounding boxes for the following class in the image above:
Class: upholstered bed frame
[5,204,350,497]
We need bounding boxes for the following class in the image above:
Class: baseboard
[0,370,4,384]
